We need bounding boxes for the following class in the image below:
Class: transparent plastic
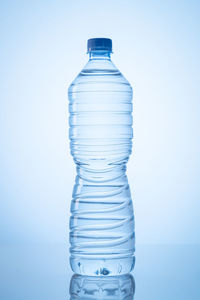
[68,49,135,276]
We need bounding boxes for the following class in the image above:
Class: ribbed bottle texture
[68,43,135,275]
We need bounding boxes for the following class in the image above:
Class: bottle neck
[89,51,111,60]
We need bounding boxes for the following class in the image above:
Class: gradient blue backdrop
[0,0,200,246]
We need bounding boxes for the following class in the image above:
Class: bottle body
[68,47,135,275]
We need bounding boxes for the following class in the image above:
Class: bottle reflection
[70,273,135,300]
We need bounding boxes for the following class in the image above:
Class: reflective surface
[0,245,199,299]
[70,274,135,299]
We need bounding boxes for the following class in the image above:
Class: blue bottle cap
[87,38,112,52]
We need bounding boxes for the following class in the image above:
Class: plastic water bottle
[68,38,135,276]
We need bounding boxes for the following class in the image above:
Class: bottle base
[70,256,135,276]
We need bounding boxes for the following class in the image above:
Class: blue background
[0,0,200,247]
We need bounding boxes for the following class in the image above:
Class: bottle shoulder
[68,59,132,94]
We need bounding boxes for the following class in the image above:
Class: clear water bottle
[68,38,135,276]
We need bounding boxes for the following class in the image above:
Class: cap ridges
[87,38,112,52]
